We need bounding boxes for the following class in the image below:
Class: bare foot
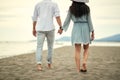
[48,64,51,69]
[37,64,42,71]
[83,63,87,70]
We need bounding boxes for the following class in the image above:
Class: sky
[0,0,120,41]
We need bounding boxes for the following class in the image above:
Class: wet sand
[0,46,120,80]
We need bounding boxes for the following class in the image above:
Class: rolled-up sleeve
[54,4,60,17]
[88,13,94,32]
[32,5,38,21]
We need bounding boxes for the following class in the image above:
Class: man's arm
[56,16,62,28]
[32,21,37,37]
[56,16,63,34]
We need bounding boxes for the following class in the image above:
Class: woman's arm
[87,13,95,40]
[62,11,71,32]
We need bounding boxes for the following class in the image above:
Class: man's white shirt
[32,0,60,31]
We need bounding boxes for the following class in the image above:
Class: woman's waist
[74,21,88,23]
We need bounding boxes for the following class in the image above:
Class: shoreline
[0,41,120,59]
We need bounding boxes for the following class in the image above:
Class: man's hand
[32,30,36,37]
[58,29,63,35]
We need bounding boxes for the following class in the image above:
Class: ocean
[0,41,120,59]
[0,41,65,59]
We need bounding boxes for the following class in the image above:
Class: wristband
[60,27,63,30]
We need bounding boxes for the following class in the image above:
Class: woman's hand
[91,32,95,41]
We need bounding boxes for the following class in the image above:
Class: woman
[58,0,94,72]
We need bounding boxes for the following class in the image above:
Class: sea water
[0,41,120,59]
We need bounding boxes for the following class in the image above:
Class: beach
[0,0,120,79]
[0,46,120,80]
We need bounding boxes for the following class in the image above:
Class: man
[32,0,62,71]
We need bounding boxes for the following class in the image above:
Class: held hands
[58,29,63,35]
[58,26,63,35]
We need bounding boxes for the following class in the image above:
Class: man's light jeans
[36,30,55,64]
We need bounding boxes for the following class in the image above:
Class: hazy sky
[0,0,120,41]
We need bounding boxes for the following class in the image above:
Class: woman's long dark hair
[70,1,90,18]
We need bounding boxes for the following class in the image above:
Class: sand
[0,46,120,80]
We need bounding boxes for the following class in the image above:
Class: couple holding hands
[32,0,94,72]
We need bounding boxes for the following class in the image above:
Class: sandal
[80,69,87,72]
[80,63,87,72]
